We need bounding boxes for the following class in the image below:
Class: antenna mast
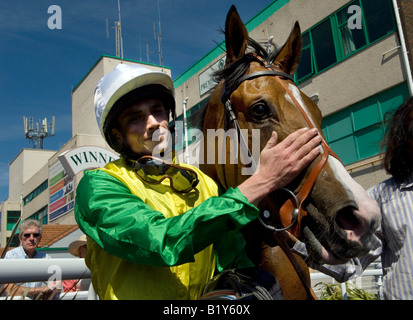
[147,0,164,66]
[106,1,124,59]
[115,0,124,60]
[156,0,163,66]
[23,116,55,149]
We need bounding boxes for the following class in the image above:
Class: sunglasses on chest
[129,156,199,193]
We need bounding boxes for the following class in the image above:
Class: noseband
[221,53,340,237]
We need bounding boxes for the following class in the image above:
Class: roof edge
[72,55,172,93]
[173,0,290,87]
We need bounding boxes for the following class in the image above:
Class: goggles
[130,156,199,193]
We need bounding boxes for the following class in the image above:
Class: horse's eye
[250,103,272,120]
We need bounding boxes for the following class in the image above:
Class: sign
[48,146,119,221]
[199,58,225,96]
[49,161,74,221]
[58,146,119,178]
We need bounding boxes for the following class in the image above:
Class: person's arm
[215,126,322,271]
[1,283,57,299]
[75,170,260,267]
[238,128,321,205]
[75,128,321,268]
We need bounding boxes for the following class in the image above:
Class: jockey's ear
[224,5,249,65]
[273,22,302,75]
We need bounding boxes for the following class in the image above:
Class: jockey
[74,63,321,299]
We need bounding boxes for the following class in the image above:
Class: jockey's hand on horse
[238,127,321,206]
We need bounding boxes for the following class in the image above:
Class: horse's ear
[225,5,249,65]
[273,22,302,75]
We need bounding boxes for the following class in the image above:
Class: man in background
[2,219,57,299]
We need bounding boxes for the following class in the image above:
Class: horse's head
[200,6,380,265]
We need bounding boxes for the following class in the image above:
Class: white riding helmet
[94,63,175,154]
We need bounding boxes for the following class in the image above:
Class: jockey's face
[112,97,169,157]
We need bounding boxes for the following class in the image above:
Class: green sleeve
[75,169,259,267]
[214,230,255,272]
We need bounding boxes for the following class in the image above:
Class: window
[28,206,48,225]
[295,0,395,83]
[6,235,20,247]
[296,33,313,80]
[363,0,394,42]
[322,83,409,165]
[23,180,48,206]
[7,210,20,231]
[312,19,337,72]
[337,3,366,56]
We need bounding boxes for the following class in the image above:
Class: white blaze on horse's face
[285,84,318,128]
[285,83,325,155]
[285,82,381,258]
[328,157,381,244]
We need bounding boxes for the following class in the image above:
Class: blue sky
[0,0,274,203]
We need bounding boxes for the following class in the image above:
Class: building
[1,0,412,251]
[0,56,170,247]
[173,0,412,190]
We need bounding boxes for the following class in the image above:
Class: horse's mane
[214,38,278,91]
[187,37,279,130]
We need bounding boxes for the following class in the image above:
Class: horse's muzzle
[303,199,380,265]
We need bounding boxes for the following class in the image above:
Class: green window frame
[28,205,48,225]
[7,210,21,231]
[23,180,48,206]
[295,0,395,83]
[6,235,20,247]
[336,2,367,57]
[295,33,313,80]
[322,82,410,165]
[311,18,338,73]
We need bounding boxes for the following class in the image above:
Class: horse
[189,6,381,300]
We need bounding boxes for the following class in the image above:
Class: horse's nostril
[336,208,360,231]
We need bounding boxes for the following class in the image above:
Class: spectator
[2,219,57,299]
[62,234,91,292]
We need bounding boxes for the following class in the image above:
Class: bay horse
[190,6,380,299]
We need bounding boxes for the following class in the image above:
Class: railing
[310,267,383,300]
[0,258,95,300]
[0,258,383,300]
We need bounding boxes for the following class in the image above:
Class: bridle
[221,53,340,237]
[220,53,340,300]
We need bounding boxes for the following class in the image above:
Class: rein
[220,53,340,300]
